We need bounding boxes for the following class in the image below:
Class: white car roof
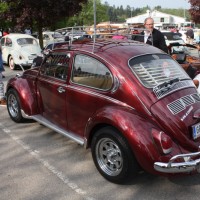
[3,33,36,39]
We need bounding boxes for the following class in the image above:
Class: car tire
[9,55,16,70]
[7,89,25,123]
[91,126,139,184]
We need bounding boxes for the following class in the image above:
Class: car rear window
[17,38,38,45]
[129,54,189,88]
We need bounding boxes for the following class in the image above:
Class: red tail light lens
[152,128,173,154]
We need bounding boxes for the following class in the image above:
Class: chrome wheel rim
[96,138,123,176]
[8,94,19,118]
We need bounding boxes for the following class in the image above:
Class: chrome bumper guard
[154,152,200,173]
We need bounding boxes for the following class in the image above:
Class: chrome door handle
[57,87,65,93]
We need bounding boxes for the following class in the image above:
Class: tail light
[152,128,173,154]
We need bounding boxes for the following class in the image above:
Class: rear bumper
[154,152,200,173]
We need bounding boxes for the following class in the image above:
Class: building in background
[126,10,193,30]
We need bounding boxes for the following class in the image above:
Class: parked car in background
[161,31,187,53]
[161,31,185,45]
[170,42,200,92]
[5,39,200,184]
[42,41,69,55]
[0,33,41,70]
[32,31,65,47]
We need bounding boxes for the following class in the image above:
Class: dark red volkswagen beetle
[6,39,200,183]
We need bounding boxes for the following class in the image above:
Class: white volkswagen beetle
[0,33,42,70]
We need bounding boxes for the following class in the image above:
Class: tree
[3,0,88,47]
[78,0,109,25]
[0,1,10,32]
[189,0,200,23]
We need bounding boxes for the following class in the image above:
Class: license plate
[192,122,200,139]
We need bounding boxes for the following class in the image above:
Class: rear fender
[85,106,180,174]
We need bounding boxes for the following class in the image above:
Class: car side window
[0,38,5,46]
[71,54,112,90]
[40,54,69,80]
[5,38,12,47]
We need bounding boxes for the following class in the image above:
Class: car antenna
[92,0,96,53]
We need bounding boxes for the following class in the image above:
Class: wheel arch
[7,54,12,65]
[6,82,38,116]
[85,106,162,174]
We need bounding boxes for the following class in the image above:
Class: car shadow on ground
[122,169,200,186]
[168,173,200,186]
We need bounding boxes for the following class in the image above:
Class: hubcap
[8,94,19,118]
[96,138,123,176]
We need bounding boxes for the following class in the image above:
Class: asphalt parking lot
[1,66,200,200]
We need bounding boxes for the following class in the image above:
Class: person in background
[3,29,9,36]
[0,29,2,39]
[24,27,32,35]
[185,28,194,44]
[132,17,168,53]
[0,48,6,105]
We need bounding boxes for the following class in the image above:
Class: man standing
[0,53,6,105]
[185,28,194,44]
[132,17,168,53]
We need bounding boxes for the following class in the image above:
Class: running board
[31,114,85,146]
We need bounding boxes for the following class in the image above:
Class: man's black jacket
[132,28,169,53]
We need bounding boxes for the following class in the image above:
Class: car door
[67,53,113,137]
[37,52,70,130]
[1,36,12,64]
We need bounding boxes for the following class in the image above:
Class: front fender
[7,77,38,116]
[85,106,178,175]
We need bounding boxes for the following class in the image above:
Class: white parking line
[0,123,96,200]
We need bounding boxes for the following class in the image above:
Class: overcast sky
[102,0,190,9]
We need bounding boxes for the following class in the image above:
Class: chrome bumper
[154,152,200,173]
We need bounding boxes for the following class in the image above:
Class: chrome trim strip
[31,114,84,145]
[37,76,67,86]
[67,85,135,110]
[153,80,195,99]
[154,152,200,173]
[21,110,32,119]
[21,111,84,145]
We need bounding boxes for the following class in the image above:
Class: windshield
[17,38,38,46]
[129,54,189,88]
